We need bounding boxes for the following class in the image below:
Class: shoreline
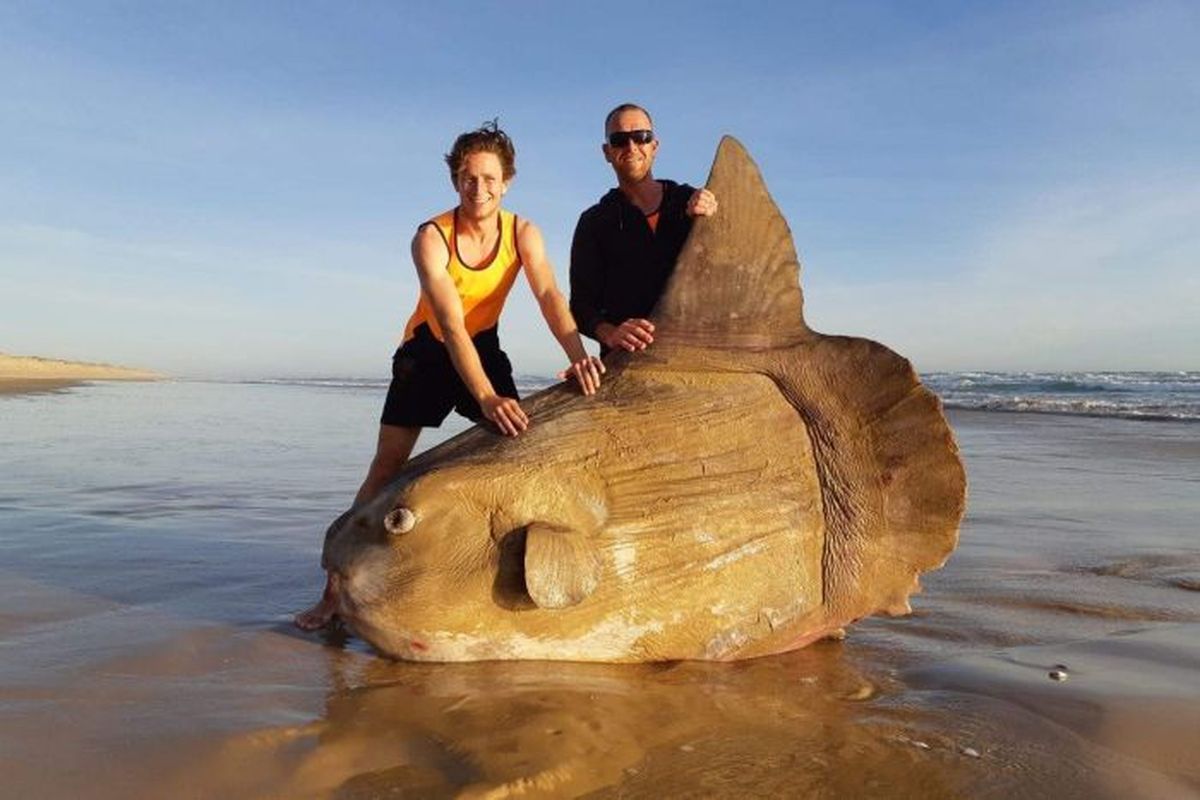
[0,377,89,396]
[0,353,163,396]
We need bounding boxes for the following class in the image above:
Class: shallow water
[1,382,1197,798]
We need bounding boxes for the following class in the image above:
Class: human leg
[295,333,452,632]
[294,425,420,631]
[353,424,421,505]
[294,574,340,631]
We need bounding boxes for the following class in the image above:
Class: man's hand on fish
[480,394,528,436]
[687,188,718,217]
[600,318,656,352]
[558,355,606,395]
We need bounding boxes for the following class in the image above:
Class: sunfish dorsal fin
[654,136,808,348]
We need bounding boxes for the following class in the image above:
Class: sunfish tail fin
[772,336,967,624]
[654,136,808,349]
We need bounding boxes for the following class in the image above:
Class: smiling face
[603,108,658,185]
[454,151,509,221]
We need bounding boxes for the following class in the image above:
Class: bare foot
[294,598,336,631]
[294,576,338,631]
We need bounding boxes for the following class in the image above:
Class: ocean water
[1,376,1198,798]
[253,370,1200,422]
[925,371,1200,421]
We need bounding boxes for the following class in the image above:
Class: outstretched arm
[412,225,527,435]
[585,187,719,353]
[518,219,604,395]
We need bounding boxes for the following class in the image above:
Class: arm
[518,219,604,395]
[589,183,717,352]
[568,213,606,343]
[568,211,655,353]
[411,225,527,435]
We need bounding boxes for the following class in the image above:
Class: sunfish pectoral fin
[524,522,601,609]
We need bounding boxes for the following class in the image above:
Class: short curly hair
[445,119,516,182]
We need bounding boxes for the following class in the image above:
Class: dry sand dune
[0,352,163,394]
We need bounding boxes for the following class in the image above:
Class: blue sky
[2,1,1197,377]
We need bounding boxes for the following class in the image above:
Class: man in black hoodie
[569,103,718,355]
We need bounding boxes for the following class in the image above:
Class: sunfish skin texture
[322,137,966,662]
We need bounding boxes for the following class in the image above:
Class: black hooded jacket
[569,180,696,350]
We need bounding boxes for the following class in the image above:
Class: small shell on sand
[842,683,876,701]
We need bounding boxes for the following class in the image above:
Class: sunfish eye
[384,507,416,536]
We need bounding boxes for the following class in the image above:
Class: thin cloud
[810,174,1200,371]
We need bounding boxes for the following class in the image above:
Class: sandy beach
[0,381,1197,798]
[4,3,1195,795]
[0,353,163,395]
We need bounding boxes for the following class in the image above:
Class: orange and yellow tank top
[402,207,524,343]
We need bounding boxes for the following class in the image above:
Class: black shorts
[380,324,519,428]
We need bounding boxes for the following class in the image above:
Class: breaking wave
[924,371,1200,421]
[237,372,1199,422]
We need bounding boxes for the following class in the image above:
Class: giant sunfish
[321,137,967,662]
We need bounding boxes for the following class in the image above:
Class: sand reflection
[165,642,979,798]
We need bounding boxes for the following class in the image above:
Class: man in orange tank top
[295,122,604,631]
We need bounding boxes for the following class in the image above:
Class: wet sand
[0,384,1197,799]
[0,377,85,395]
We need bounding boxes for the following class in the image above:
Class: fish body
[323,137,966,662]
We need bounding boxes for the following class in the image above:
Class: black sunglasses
[607,129,655,148]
